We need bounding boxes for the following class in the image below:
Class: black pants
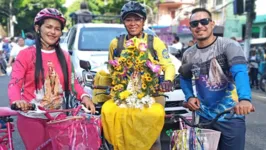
[200,117,246,150]
[250,68,258,87]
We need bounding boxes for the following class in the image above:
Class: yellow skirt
[101,100,165,150]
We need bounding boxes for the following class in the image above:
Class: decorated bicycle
[101,37,167,150]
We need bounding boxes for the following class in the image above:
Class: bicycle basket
[45,116,101,150]
[170,128,221,150]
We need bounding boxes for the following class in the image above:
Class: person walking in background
[249,50,260,89]
[258,47,265,74]
[25,32,35,46]
[7,37,28,67]
[70,1,93,24]
[172,35,183,58]
[0,46,6,76]
[181,40,194,58]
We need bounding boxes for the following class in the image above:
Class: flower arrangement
[109,37,162,109]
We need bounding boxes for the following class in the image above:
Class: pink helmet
[34,8,66,27]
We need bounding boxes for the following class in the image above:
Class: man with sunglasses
[179,8,253,150]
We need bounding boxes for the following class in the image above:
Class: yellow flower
[140,51,145,56]
[119,90,132,100]
[142,84,147,89]
[117,84,124,89]
[136,59,140,64]
[137,92,145,99]
[113,85,119,91]
[121,80,127,84]
[146,77,152,82]
[114,65,122,71]
[144,73,151,78]
[112,80,116,85]
[118,57,126,64]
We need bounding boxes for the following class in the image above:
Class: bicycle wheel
[260,73,266,92]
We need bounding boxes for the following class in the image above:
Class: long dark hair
[34,19,69,94]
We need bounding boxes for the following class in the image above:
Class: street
[0,75,266,150]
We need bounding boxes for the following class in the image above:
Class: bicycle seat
[0,107,18,117]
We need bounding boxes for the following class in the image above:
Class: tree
[65,0,158,27]
[0,0,66,36]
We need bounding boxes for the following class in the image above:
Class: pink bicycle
[0,107,18,150]
[0,104,102,150]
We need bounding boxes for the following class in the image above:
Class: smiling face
[123,13,145,37]
[189,11,215,41]
[35,18,62,48]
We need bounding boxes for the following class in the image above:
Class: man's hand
[187,97,200,111]
[81,96,96,114]
[234,100,254,115]
[159,80,173,92]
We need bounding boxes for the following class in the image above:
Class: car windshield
[78,27,127,51]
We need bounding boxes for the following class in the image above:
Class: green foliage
[0,0,66,36]
[0,0,158,36]
[65,0,158,26]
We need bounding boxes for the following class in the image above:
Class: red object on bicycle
[36,106,102,150]
[0,107,18,150]
[46,116,101,150]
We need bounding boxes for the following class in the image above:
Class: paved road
[0,75,266,150]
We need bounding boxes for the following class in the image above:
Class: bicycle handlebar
[165,108,235,128]
[11,103,36,111]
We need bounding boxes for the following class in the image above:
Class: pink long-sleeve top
[8,46,87,118]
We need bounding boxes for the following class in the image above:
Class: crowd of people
[0,33,35,76]
[248,46,266,89]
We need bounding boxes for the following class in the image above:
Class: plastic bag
[101,100,165,150]
[45,116,101,150]
[170,128,221,150]
[6,66,12,76]
[92,70,112,103]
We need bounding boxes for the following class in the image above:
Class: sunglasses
[190,18,212,28]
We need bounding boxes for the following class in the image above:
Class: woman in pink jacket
[8,8,95,150]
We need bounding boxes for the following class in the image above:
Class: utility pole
[244,12,253,60]
[244,0,256,60]
[9,0,14,37]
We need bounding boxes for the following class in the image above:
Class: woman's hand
[81,96,96,114]
[13,100,31,112]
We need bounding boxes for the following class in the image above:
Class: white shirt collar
[41,49,55,53]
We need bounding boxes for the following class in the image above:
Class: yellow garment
[92,70,112,103]
[231,85,239,102]
[101,100,165,150]
[108,33,175,82]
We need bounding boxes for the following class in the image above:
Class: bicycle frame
[0,107,18,150]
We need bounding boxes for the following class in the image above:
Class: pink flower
[109,60,119,67]
[139,42,147,51]
[125,39,134,48]
[146,60,161,74]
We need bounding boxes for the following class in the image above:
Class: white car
[60,23,191,120]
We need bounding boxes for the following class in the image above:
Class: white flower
[119,104,127,108]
